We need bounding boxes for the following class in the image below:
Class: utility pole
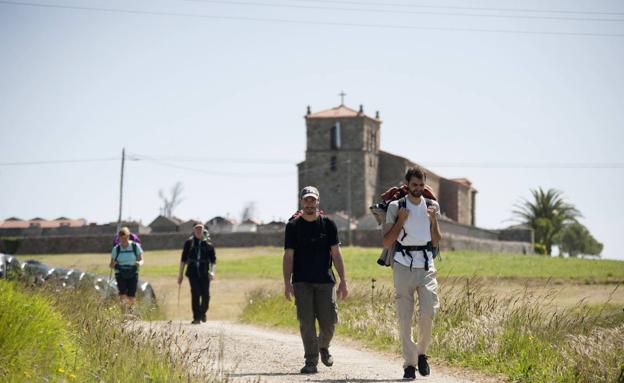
[346,154,352,246]
[116,148,125,232]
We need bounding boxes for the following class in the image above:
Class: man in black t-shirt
[283,186,348,374]
[177,223,217,324]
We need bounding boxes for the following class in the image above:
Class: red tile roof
[0,218,87,229]
[306,105,378,121]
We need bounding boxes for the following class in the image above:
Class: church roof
[306,105,379,121]
[450,178,473,188]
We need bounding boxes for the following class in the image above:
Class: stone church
[297,103,477,226]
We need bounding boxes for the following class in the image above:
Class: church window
[330,156,337,171]
[330,121,341,149]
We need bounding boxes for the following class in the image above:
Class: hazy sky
[1,0,622,259]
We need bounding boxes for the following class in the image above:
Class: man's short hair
[405,166,427,183]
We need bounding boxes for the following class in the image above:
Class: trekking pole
[106,266,113,299]
[177,283,181,313]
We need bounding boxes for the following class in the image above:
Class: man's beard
[409,189,422,198]
[303,206,317,214]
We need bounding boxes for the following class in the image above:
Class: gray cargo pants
[293,282,338,365]
[393,262,440,369]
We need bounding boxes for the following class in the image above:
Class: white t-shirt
[385,197,440,269]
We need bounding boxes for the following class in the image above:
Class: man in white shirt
[383,166,442,380]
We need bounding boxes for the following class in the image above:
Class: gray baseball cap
[300,186,320,200]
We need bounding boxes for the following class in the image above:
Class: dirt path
[140,320,494,383]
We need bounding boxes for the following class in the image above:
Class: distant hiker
[177,223,216,325]
[283,186,348,374]
[383,167,442,380]
[109,227,144,314]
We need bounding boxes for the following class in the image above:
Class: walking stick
[177,283,181,313]
[106,266,113,298]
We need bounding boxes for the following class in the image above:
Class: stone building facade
[297,104,477,225]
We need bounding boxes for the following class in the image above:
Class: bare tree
[159,182,184,218]
[240,201,257,222]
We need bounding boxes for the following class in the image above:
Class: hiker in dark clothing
[177,223,216,324]
[283,186,348,374]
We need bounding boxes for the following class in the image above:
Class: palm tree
[513,188,581,255]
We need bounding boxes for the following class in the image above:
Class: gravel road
[139,320,492,383]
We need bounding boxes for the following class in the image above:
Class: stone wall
[1,229,531,255]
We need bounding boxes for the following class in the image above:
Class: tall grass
[0,278,228,382]
[242,279,624,382]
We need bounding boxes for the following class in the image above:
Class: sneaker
[300,364,318,374]
[403,366,416,380]
[191,319,201,325]
[417,354,430,376]
[320,348,333,367]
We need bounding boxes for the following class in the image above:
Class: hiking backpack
[370,185,440,267]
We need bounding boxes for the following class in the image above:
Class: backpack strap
[398,197,408,242]
[114,242,139,262]
[114,244,121,262]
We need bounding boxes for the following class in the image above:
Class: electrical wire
[1,0,623,37]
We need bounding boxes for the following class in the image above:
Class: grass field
[12,247,624,382]
[18,246,624,321]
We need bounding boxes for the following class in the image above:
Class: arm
[428,206,442,246]
[178,242,188,284]
[330,245,348,299]
[135,247,144,267]
[382,206,409,248]
[209,245,216,280]
[283,249,294,300]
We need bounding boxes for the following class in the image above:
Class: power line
[1,0,623,37]
[422,162,624,169]
[186,0,624,23]
[289,0,624,17]
[130,153,293,164]
[0,157,119,166]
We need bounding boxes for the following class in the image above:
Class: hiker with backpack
[383,166,441,380]
[109,227,144,314]
[283,186,348,375]
[177,223,216,324]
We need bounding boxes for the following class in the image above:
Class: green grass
[148,247,624,282]
[242,279,624,383]
[0,280,77,382]
[24,247,624,282]
[0,278,226,382]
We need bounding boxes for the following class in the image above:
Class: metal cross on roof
[339,91,346,106]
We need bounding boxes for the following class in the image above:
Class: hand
[135,261,141,268]
[337,280,348,300]
[284,283,294,301]
[427,206,438,220]
[177,275,183,285]
[209,272,215,281]
[397,207,409,223]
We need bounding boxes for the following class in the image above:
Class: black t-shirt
[181,237,216,278]
[284,216,339,284]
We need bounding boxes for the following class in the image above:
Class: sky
[0,0,623,259]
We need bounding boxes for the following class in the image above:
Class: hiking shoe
[201,314,207,322]
[403,366,416,380]
[417,354,430,376]
[300,364,318,374]
[191,319,201,325]
[320,348,333,367]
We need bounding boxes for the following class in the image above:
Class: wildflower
[58,368,65,373]
[68,373,77,380]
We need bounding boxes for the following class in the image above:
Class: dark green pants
[293,282,338,365]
